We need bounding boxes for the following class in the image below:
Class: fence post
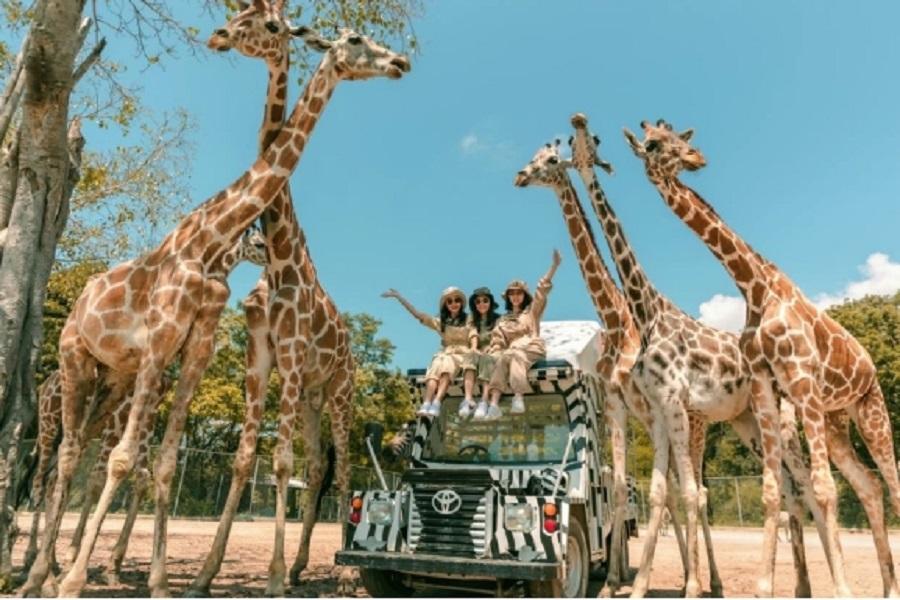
[172,447,190,518]
[248,456,260,517]
[733,477,743,527]
[214,473,224,516]
[638,483,647,524]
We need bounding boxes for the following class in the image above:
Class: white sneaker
[485,404,502,421]
[458,400,475,418]
[511,395,525,415]
[427,401,442,417]
[472,401,488,420]
[416,402,432,417]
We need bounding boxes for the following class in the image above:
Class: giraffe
[21,28,409,598]
[24,228,265,580]
[514,140,683,596]
[186,3,358,596]
[569,112,837,598]
[623,118,900,597]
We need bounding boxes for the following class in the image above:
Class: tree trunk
[0,0,89,587]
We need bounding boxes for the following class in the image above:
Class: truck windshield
[420,395,570,464]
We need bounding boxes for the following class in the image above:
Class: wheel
[527,515,588,598]
[358,568,413,597]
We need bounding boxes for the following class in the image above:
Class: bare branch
[71,37,106,85]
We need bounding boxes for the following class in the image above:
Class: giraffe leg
[187,303,273,597]
[265,388,304,597]
[630,414,670,599]
[782,477,811,597]
[20,334,94,598]
[663,403,701,599]
[285,400,324,589]
[665,474,688,588]
[105,397,162,587]
[291,371,353,587]
[146,292,227,598]
[24,379,62,572]
[599,392,628,597]
[828,410,900,597]
[783,372,851,597]
[105,462,151,586]
[66,463,105,564]
[57,365,160,598]
[853,384,900,518]
[747,369,786,598]
[688,417,722,597]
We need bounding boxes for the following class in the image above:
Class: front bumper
[335,550,562,580]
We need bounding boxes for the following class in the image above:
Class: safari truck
[335,321,637,597]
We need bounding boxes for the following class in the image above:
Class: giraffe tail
[314,445,336,518]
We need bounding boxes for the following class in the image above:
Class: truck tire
[358,568,412,597]
[527,516,588,598]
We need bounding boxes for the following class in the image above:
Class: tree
[0,0,420,585]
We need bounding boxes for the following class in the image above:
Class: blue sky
[77,1,900,369]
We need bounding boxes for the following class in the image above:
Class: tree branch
[72,38,107,86]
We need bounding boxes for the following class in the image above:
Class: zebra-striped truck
[335,321,638,597]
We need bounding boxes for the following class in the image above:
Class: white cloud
[696,253,900,332]
[813,252,900,309]
[698,293,746,333]
[460,133,480,154]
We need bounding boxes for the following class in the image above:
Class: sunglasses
[475,297,492,305]
[446,298,463,305]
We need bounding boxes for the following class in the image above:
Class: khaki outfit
[488,276,552,394]
[464,319,499,382]
[417,314,473,383]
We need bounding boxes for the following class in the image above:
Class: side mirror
[364,422,384,455]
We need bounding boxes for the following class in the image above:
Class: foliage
[38,260,109,385]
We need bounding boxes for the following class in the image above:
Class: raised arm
[381,288,439,331]
[530,249,562,320]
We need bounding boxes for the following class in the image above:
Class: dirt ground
[8,512,898,597]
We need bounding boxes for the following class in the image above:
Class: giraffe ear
[622,128,645,157]
[301,28,333,52]
[237,0,250,10]
[596,158,615,175]
[679,128,695,142]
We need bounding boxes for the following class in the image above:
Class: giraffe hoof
[289,569,302,587]
[183,585,210,598]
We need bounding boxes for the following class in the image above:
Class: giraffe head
[514,139,572,189]
[623,119,707,179]
[306,28,412,81]
[237,224,268,267]
[208,0,309,63]
[568,112,614,176]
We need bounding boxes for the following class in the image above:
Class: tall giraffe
[568,112,830,598]
[21,28,409,598]
[624,118,900,597]
[514,140,681,596]
[24,229,265,581]
[187,3,357,596]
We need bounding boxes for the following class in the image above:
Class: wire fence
[630,471,900,529]
[28,439,401,524]
[25,438,895,530]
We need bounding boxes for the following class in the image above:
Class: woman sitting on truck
[459,287,501,419]
[381,286,471,417]
[477,249,561,420]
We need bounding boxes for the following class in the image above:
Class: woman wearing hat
[381,286,471,417]
[459,287,501,418]
[479,249,561,420]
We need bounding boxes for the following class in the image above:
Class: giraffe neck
[649,170,769,316]
[256,42,320,288]
[551,174,637,350]
[577,166,661,338]
[170,51,340,269]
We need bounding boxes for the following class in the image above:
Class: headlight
[366,500,393,525]
[504,504,535,532]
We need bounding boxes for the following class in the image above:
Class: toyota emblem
[432,489,462,515]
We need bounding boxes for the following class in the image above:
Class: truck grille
[404,469,493,558]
